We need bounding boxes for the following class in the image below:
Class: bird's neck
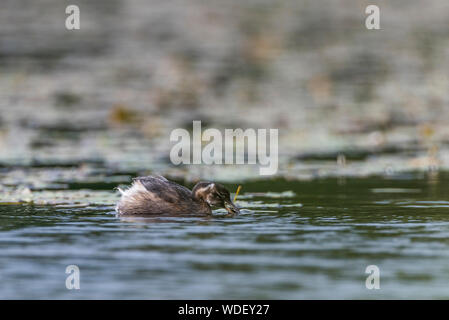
[192,194,211,213]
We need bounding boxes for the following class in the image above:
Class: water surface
[1,172,449,299]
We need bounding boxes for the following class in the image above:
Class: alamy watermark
[365,265,380,289]
[170,121,278,175]
[65,5,379,31]
[66,265,80,290]
[65,5,80,30]
[365,5,380,30]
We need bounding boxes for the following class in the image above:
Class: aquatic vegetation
[0,187,118,207]
[233,185,242,202]
[53,91,82,107]
[108,104,142,126]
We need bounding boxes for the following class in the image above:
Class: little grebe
[116,175,240,215]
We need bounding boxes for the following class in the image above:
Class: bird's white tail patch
[118,181,148,200]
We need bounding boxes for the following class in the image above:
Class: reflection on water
[1,173,449,299]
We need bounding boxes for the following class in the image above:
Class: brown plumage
[116,175,240,216]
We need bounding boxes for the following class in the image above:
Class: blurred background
[1,0,449,184]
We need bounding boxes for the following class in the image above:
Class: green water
[1,172,449,299]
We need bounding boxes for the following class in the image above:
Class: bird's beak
[224,200,240,214]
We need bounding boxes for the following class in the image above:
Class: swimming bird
[116,175,240,215]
